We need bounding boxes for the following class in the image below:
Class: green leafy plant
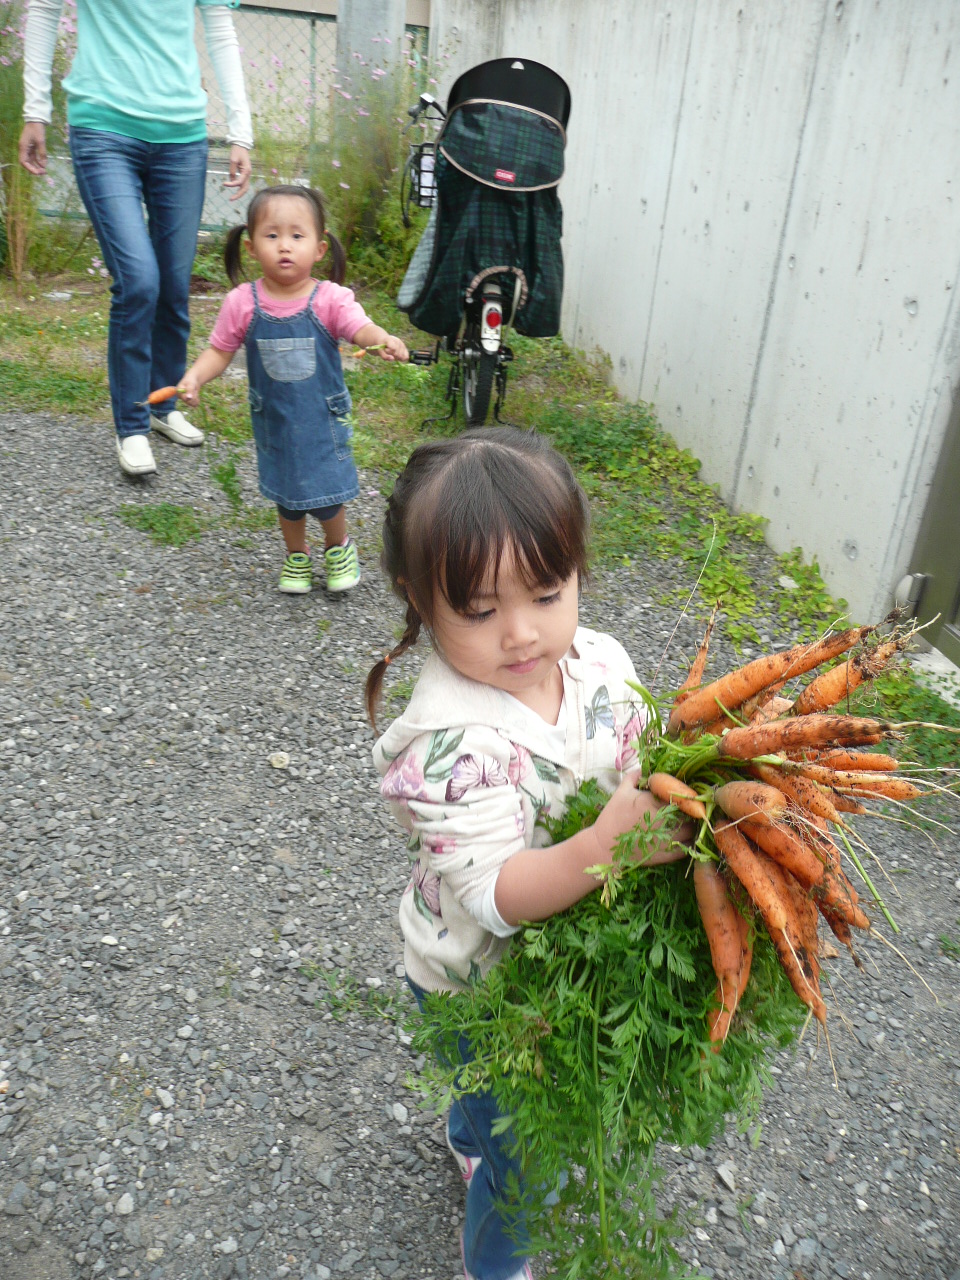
[852,664,960,771]
[939,923,960,960]
[212,454,243,513]
[117,502,208,547]
[413,781,804,1279]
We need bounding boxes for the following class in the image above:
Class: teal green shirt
[64,0,237,143]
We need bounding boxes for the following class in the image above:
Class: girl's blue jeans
[69,128,208,439]
[407,976,530,1280]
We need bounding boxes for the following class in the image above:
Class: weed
[216,959,239,1000]
[192,233,228,285]
[319,973,362,1019]
[316,972,408,1023]
[212,455,243,513]
[106,1056,148,1125]
[117,503,207,548]
[316,619,332,639]
[385,674,416,714]
[852,665,960,771]
[939,924,960,960]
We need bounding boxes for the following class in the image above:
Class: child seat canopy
[439,57,570,192]
[398,58,572,339]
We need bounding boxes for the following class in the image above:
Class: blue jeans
[407,977,530,1280]
[69,128,208,438]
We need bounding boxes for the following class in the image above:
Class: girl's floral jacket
[373,627,645,993]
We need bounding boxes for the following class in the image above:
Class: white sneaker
[151,410,204,446]
[116,433,157,476]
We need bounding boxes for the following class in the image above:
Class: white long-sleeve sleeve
[22,0,63,123]
[200,6,254,150]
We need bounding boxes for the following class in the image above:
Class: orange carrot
[648,772,708,821]
[739,819,870,931]
[713,820,788,934]
[738,818,829,891]
[666,626,874,735]
[830,792,868,815]
[748,694,794,725]
[813,749,899,772]
[717,714,889,760]
[674,604,721,702]
[819,902,864,968]
[714,779,788,826]
[785,764,922,802]
[146,385,179,405]
[791,637,907,717]
[762,858,827,1024]
[749,763,844,827]
[791,656,866,717]
[693,861,752,1045]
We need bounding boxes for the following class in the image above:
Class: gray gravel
[1,409,959,1280]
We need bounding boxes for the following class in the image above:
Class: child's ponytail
[323,230,347,286]
[223,224,248,288]
[365,600,422,730]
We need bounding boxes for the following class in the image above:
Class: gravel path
[1,409,958,1280]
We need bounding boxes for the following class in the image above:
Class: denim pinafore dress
[245,280,360,510]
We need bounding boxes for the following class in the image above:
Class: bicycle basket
[409,141,438,208]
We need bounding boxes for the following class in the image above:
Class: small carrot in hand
[144,385,180,405]
[647,772,708,821]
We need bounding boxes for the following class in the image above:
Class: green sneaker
[277,551,313,594]
[324,539,361,592]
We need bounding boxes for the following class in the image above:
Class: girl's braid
[365,600,422,729]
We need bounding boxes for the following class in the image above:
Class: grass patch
[117,502,208,548]
[853,665,960,771]
[0,355,107,412]
[940,923,960,960]
[211,454,243,513]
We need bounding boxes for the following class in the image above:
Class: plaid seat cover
[440,101,565,190]
[398,127,564,339]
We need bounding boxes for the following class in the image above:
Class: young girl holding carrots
[365,428,692,1280]
[178,185,409,594]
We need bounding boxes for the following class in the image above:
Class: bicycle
[398,58,571,427]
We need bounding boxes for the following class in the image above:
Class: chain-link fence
[201,4,337,228]
[32,4,428,233]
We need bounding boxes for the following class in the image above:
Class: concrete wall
[427,0,960,622]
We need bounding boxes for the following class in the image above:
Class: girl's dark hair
[223,185,346,287]
[365,427,590,727]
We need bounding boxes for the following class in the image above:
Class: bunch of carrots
[638,609,950,1048]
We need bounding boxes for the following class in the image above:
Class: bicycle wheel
[462,349,497,425]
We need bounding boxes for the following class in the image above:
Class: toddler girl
[179,185,408,593]
[365,428,690,1280]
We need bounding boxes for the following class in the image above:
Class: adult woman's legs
[143,138,207,412]
[69,129,207,449]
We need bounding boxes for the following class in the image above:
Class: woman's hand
[19,122,48,176]
[223,145,252,200]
